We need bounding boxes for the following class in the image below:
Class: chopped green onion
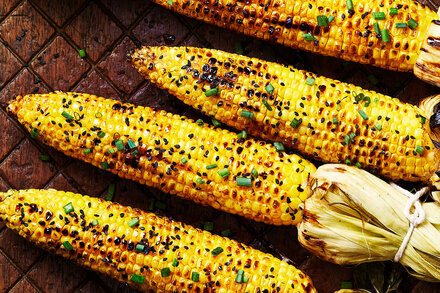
[131,274,145,284]
[395,22,407,28]
[328,15,335,23]
[205,87,220,97]
[415,145,424,154]
[290,118,302,129]
[91,219,99,226]
[108,148,116,154]
[237,177,252,187]
[302,33,316,41]
[218,168,230,178]
[408,18,418,29]
[265,83,274,94]
[63,202,74,214]
[375,124,382,130]
[420,115,426,124]
[128,217,139,227]
[39,155,51,161]
[212,118,221,127]
[203,221,214,231]
[181,157,188,164]
[220,229,231,237]
[317,15,329,27]
[105,183,115,201]
[373,22,380,34]
[161,267,171,277]
[345,132,356,145]
[236,269,244,283]
[234,41,244,55]
[350,132,356,140]
[196,119,204,126]
[341,281,353,289]
[167,0,173,5]
[100,161,109,170]
[363,96,371,107]
[172,258,179,266]
[62,241,73,250]
[78,49,86,58]
[135,244,145,252]
[262,99,272,111]
[115,139,125,151]
[368,74,379,85]
[131,149,138,156]
[358,110,368,120]
[206,164,218,170]
[243,275,249,283]
[346,0,353,10]
[237,130,247,139]
[374,97,379,103]
[274,142,285,152]
[381,29,390,42]
[196,178,204,184]
[127,140,136,149]
[241,110,254,119]
[30,128,39,139]
[305,77,315,86]
[191,271,199,282]
[211,247,224,256]
[355,162,362,168]
[251,168,258,178]
[97,131,105,138]
[372,12,386,20]
[332,117,338,124]
[62,111,73,121]
[345,159,351,165]
[389,8,398,15]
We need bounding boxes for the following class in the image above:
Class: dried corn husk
[297,164,440,282]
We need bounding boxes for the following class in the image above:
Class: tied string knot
[390,184,429,262]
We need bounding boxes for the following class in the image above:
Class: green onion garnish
[128,217,139,227]
[290,118,302,129]
[346,0,353,10]
[251,168,258,178]
[100,161,109,170]
[211,247,224,256]
[218,168,230,178]
[97,131,106,138]
[62,241,73,250]
[91,219,99,226]
[127,140,136,149]
[355,162,362,168]
[408,18,418,29]
[78,49,86,58]
[204,221,214,231]
[172,258,178,266]
[62,111,74,121]
[212,118,221,127]
[372,12,386,20]
[105,183,115,201]
[135,244,145,252]
[375,124,382,130]
[191,271,200,282]
[220,229,232,237]
[374,97,379,103]
[373,22,380,34]
[420,115,426,124]
[265,83,274,94]
[205,87,220,97]
[243,275,249,283]
[415,145,424,154]
[196,119,204,126]
[381,29,390,42]
[63,202,74,214]
[115,139,124,151]
[305,77,315,86]
[241,110,254,119]
[237,130,247,139]
[196,178,204,184]
[358,110,368,120]
[30,128,39,139]
[345,159,351,165]
[302,33,316,41]
[131,274,145,284]
[363,96,371,107]
[389,7,398,15]
[108,148,116,154]
[328,15,335,23]
[341,281,353,289]
[262,99,272,111]
[161,268,171,277]
[395,22,407,28]
[350,132,356,140]
[317,15,329,27]
[332,117,338,124]
[167,0,173,5]
[39,155,51,161]
[132,149,138,156]
[234,41,244,55]
[236,269,244,283]
[206,164,218,170]
[237,177,252,187]
[181,157,188,164]
[274,142,285,152]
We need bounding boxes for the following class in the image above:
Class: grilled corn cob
[149,0,438,74]
[7,92,316,226]
[131,46,440,182]
[0,189,316,292]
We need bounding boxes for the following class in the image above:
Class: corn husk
[297,164,440,282]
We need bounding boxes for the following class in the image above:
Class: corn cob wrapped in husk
[131,46,440,183]
[148,0,440,78]
[297,164,440,282]
[0,189,316,292]
[7,92,316,226]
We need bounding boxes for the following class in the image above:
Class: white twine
[390,183,429,262]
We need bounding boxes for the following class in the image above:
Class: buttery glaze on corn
[131,46,440,182]
[150,0,438,72]
[7,92,316,226]
[0,189,316,292]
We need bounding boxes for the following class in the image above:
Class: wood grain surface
[0,0,440,292]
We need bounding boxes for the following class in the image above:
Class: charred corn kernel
[0,189,316,292]
[7,92,316,225]
[131,46,440,182]
[149,0,437,72]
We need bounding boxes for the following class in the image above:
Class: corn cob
[0,189,316,292]
[7,92,316,226]
[131,46,440,182]
[149,0,438,74]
